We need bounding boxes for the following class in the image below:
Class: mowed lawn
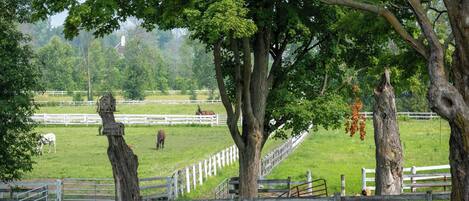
[29,125,235,179]
[36,103,226,114]
[268,119,450,195]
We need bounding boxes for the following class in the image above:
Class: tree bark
[97,93,140,201]
[213,28,272,199]
[238,124,263,198]
[373,69,403,195]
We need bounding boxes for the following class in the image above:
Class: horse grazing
[156,130,166,150]
[195,105,215,115]
[38,133,56,154]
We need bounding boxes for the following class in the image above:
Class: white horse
[38,133,56,154]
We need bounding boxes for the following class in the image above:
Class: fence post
[213,155,217,175]
[208,157,212,176]
[55,179,62,201]
[411,166,417,192]
[307,170,312,196]
[217,153,222,169]
[426,190,433,201]
[198,162,203,185]
[361,168,366,191]
[229,146,233,164]
[166,177,172,200]
[341,174,346,196]
[221,150,225,167]
[173,172,179,199]
[185,167,191,193]
[192,164,197,189]
[204,159,208,178]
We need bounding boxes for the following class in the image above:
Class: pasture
[267,119,450,195]
[28,125,283,179]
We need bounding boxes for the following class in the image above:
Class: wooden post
[97,93,140,201]
[411,166,417,192]
[307,170,312,196]
[204,159,208,178]
[221,150,225,167]
[361,168,367,191]
[198,162,203,185]
[173,172,179,199]
[229,146,233,164]
[213,155,217,175]
[208,157,212,176]
[185,167,191,193]
[192,164,197,189]
[217,153,222,168]
[341,174,346,196]
[166,177,172,200]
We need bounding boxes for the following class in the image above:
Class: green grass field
[37,103,226,114]
[29,125,283,180]
[267,119,450,196]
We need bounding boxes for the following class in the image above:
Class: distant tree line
[21,19,217,100]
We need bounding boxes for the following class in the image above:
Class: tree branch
[322,0,429,59]
[408,0,445,81]
[242,38,256,125]
[213,41,244,148]
[231,37,242,128]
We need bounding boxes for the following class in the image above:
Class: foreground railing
[362,164,451,192]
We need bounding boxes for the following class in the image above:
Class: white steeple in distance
[121,35,126,47]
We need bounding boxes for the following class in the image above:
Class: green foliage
[72,92,83,102]
[189,81,197,100]
[0,17,42,182]
[122,39,147,100]
[37,36,79,91]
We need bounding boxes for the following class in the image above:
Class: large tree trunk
[238,126,263,198]
[373,69,403,195]
[444,2,469,199]
[97,93,140,201]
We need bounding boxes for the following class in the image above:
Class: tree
[122,39,148,100]
[37,36,78,91]
[373,69,403,195]
[321,0,469,199]
[0,1,42,181]
[31,0,344,198]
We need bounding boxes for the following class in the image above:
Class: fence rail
[361,112,440,119]
[31,114,222,126]
[362,164,451,192]
[36,99,222,106]
[36,90,215,96]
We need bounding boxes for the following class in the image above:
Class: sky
[50,12,67,27]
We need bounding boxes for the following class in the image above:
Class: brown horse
[195,105,215,115]
[156,129,166,150]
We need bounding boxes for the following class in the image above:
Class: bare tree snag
[373,69,403,195]
[97,93,140,201]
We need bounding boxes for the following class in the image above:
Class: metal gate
[62,178,114,201]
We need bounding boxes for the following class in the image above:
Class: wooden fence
[37,90,214,96]
[170,144,240,198]
[214,127,311,199]
[210,191,450,201]
[362,164,451,192]
[36,99,222,106]
[361,112,440,120]
[0,177,172,201]
[31,114,221,126]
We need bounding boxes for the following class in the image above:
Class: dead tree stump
[373,69,403,195]
[97,93,141,201]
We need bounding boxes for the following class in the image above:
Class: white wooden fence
[36,99,222,106]
[362,164,451,192]
[170,144,239,198]
[361,112,440,119]
[37,90,214,96]
[32,114,221,126]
